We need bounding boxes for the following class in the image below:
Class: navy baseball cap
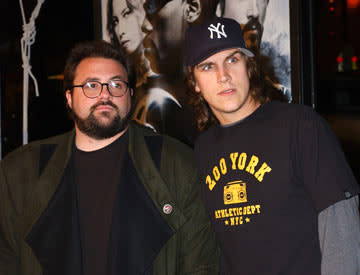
[184,17,254,67]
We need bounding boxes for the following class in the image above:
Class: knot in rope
[22,22,37,45]
[19,0,45,144]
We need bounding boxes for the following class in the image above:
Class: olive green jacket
[0,122,219,275]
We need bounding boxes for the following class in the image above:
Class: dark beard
[69,101,131,140]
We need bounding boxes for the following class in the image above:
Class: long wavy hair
[185,53,286,131]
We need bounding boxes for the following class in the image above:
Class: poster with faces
[262,0,291,101]
[101,0,292,144]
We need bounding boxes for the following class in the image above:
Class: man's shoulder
[1,131,73,166]
[129,122,196,184]
[267,100,314,112]
[266,101,321,122]
[131,121,193,156]
[162,134,193,156]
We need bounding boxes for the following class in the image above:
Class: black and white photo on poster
[101,0,291,145]
[222,0,291,101]
[262,0,291,102]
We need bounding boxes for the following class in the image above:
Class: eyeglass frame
[71,79,129,98]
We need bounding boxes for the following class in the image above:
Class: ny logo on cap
[208,23,227,39]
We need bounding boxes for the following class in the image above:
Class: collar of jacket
[19,122,186,239]
[128,121,187,231]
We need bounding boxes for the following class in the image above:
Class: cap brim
[239,48,254,57]
[189,47,255,67]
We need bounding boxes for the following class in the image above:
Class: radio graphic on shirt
[215,179,261,227]
[205,152,270,227]
[224,180,247,204]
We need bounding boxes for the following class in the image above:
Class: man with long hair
[184,17,360,275]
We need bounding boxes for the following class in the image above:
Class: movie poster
[101,0,291,146]
[261,0,291,101]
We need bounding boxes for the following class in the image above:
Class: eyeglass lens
[83,80,128,98]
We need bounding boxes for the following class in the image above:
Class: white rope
[19,0,45,144]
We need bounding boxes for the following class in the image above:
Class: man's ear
[194,81,201,93]
[183,0,201,23]
[65,90,73,109]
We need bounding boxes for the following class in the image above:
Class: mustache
[90,101,118,112]
[242,17,263,34]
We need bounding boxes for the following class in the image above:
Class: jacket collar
[20,130,75,239]
[128,122,186,231]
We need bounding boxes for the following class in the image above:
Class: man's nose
[247,2,260,19]
[99,84,112,99]
[217,67,231,83]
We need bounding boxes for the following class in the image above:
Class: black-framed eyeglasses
[72,80,129,98]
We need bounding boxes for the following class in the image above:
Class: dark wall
[314,0,360,182]
[0,0,97,157]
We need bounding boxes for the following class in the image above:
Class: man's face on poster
[223,0,269,53]
[147,0,185,60]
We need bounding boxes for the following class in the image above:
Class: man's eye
[111,82,121,88]
[111,81,126,90]
[202,64,212,71]
[228,57,238,64]
[86,82,98,89]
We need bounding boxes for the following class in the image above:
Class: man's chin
[80,119,129,140]
[94,108,115,116]
[69,105,132,139]
[74,114,128,139]
[93,110,120,121]
[94,114,116,125]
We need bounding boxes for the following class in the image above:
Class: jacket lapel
[105,122,187,274]
[22,131,84,275]
[108,152,173,274]
[20,131,75,239]
[25,156,83,275]
[128,122,187,231]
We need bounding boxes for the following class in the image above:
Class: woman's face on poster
[112,0,148,53]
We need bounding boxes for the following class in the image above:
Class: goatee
[69,101,131,140]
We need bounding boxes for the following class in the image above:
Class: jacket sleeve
[158,136,220,274]
[318,195,360,275]
[177,171,220,275]
[0,163,21,275]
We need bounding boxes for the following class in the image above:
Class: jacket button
[163,203,173,214]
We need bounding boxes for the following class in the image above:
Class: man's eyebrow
[84,77,100,82]
[196,50,243,69]
[83,75,126,82]
[226,49,242,59]
[110,75,125,81]
[110,75,127,81]
[196,61,214,69]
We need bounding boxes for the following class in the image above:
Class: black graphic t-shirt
[195,101,359,275]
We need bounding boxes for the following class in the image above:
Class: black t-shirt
[195,101,359,275]
[74,132,128,275]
